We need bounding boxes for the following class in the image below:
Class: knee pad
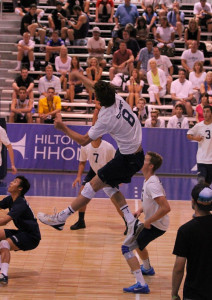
[121,245,135,260]
[0,240,10,250]
[103,187,119,198]
[15,8,21,15]
[81,182,96,199]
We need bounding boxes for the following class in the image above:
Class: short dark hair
[191,183,212,211]
[94,81,116,107]
[73,5,82,11]
[203,105,212,113]
[146,39,153,44]
[119,40,127,45]
[16,176,30,196]
[175,103,184,110]
[30,4,37,9]
[178,68,187,75]
[21,67,28,72]
[19,86,27,92]
[147,151,163,172]
[47,87,55,92]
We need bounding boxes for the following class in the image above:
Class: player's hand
[72,177,81,188]
[54,113,65,131]
[11,165,17,175]
[134,209,142,218]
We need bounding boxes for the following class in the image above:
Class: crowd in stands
[9,0,212,126]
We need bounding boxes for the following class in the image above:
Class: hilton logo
[11,134,26,159]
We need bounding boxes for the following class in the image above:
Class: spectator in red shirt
[196,93,209,122]
[109,40,134,81]
[95,0,114,23]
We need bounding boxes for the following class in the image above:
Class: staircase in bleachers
[0,0,211,124]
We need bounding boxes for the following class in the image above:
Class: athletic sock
[1,263,9,276]
[143,258,151,270]
[78,212,85,221]
[16,61,21,69]
[120,205,135,224]
[30,61,34,68]
[133,269,146,286]
[58,205,75,222]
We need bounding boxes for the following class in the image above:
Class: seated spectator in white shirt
[87,27,106,69]
[126,69,144,109]
[171,69,194,117]
[167,103,189,129]
[189,61,206,103]
[145,109,165,128]
[133,97,149,127]
[38,64,61,99]
[156,16,175,49]
[55,46,71,91]
[181,41,204,74]
[193,0,212,33]
[15,32,35,71]
[147,46,173,93]
[147,59,167,105]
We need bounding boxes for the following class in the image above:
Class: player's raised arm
[70,71,95,93]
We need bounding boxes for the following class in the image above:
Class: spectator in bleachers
[193,0,212,34]
[156,16,175,50]
[114,0,139,30]
[147,46,173,93]
[38,87,61,124]
[12,67,34,100]
[45,31,65,65]
[133,97,149,126]
[167,103,189,129]
[14,0,44,21]
[159,0,177,17]
[9,86,33,123]
[126,69,144,109]
[171,69,194,117]
[167,2,184,40]
[181,41,204,74]
[64,0,90,17]
[20,4,46,46]
[38,64,61,99]
[66,56,84,107]
[189,61,206,103]
[196,93,209,122]
[184,18,201,49]
[55,46,71,91]
[106,37,120,55]
[86,57,103,103]
[135,16,150,49]
[147,59,167,105]
[122,30,140,58]
[136,39,154,80]
[61,5,89,45]
[144,109,165,128]
[143,5,157,39]
[95,0,114,23]
[48,1,67,32]
[15,32,35,71]
[87,27,106,70]
[109,40,134,81]
[141,0,160,12]
[200,71,212,104]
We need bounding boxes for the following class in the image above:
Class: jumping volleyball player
[38,71,144,243]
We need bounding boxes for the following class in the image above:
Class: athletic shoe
[70,220,86,230]
[141,265,155,276]
[123,219,144,246]
[37,211,65,231]
[0,273,8,286]
[123,282,150,294]
[30,67,35,72]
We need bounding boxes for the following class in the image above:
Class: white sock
[30,61,34,68]
[1,263,9,276]
[120,205,135,224]
[17,61,21,68]
[133,269,146,286]
[58,205,75,222]
[143,258,151,270]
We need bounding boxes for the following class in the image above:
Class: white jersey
[167,115,189,129]
[181,49,204,70]
[79,140,116,174]
[88,94,142,154]
[187,121,212,164]
[0,126,11,166]
[141,175,169,231]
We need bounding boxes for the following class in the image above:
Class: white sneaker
[123,219,144,246]
[37,210,65,230]
[30,66,35,71]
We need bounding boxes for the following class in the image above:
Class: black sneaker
[0,273,8,285]
[70,220,86,230]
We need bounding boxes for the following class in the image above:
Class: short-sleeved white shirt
[148,55,172,77]
[194,2,212,15]
[0,126,11,166]
[18,39,35,49]
[181,49,204,70]
[171,79,193,98]
[167,115,189,129]
[87,37,106,58]
[88,94,142,154]
[145,118,165,128]
[187,121,212,164]
[141,175,169,231]
[79,140,116,174]
[189,71,206,89]
[156,26,175,42]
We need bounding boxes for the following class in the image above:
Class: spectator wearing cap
[172,183,212,300]
[48,1,67,32]
[87,27,106,69]
[95,0,114,23]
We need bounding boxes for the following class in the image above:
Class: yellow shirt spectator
[38,95,61,114]
[151,71,160,86]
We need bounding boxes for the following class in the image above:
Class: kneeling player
[0,176,41,285]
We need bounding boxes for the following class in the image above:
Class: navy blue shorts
[197,163,212,185]
[97,148,144,188]
[5,229,40,251]
[82,167,96,186]
[137,225,165,251]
